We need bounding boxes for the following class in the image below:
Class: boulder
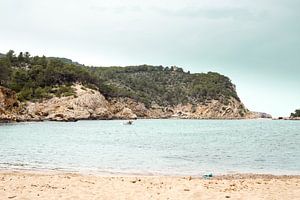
[114,107,137,119]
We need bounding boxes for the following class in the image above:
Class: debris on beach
[203,173,213,179]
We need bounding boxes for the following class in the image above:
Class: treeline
[0,50,240,106]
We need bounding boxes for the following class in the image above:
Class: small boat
[123,120,134,125]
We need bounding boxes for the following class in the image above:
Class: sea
[0,119,299,176]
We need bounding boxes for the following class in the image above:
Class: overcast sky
[1,0,299,117]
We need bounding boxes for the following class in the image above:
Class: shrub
[17,87,33,101]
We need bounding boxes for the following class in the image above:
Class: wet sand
[0,171,299,199]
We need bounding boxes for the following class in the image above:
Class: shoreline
[1,169,300,178]
[1,168,300,177]
[0,117,277,124]
[2,115,300,123]
[1,170,299,199]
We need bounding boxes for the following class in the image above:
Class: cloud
[151,6,263,20]
[89,4,143,14]
[0,0,299,116]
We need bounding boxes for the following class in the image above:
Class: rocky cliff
[0,86,20,122]
[0,84,269,122]
[0,51,273,121]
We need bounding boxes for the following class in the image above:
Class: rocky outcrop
[23,85,112,121]
[247,112,272,119]
[172,98,249,119]
[110,96,251,119]
[109,98,150,118]
[0,86,18,109]
[273,116,300,120]
[114,107,137,119]
[0,86,19,122]
[0,84,270,122]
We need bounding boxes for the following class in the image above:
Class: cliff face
[0,84,265,122]
[0,86,19,121]
[109,97,249,119]
[22,85,112,121]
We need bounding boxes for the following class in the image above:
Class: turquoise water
[0,120,299,175]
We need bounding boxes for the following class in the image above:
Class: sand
[0,171,299,200]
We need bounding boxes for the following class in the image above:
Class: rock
[203,173,213,179]
[168,98,251,119]
[0,86,18,109]
[109,97,149,118]
[23,85,112,121]
[54,113,64,119]
[0,114,16,122]
[273,117,290,120]
[0,86,19,122]
[249,112,272,119]
[1,84,268,122]
[31,91,263,120]
[8,84,137,121]
[91,108,113,119]
[114,107,137,119]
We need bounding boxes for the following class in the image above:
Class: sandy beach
[0,171,299,200]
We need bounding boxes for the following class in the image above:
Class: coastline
[1,84,272,123]
[2,116,300,124]
[0,117,273,124]
[1,170,299,199]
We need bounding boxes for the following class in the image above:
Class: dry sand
[0,171,299,200]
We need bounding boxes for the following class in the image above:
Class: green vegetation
[91,65,239,107]
[291,109,300,118]
[0,50,240,107]
[0,50,95,101]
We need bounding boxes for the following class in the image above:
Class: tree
[24,52,31,63]
[18,52,24,63]
[291,109,300,118]
[0,58,11,85]
[10,69,29,92]
[6,50,16,63]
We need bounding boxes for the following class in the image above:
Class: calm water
[0,120,299,176]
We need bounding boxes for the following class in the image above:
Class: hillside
[0,50,261,121]
[92,65,241,106]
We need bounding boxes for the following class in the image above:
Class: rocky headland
[0,51,273,122]
[0,84,270,122]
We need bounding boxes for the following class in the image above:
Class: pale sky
[1,0,299,117]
